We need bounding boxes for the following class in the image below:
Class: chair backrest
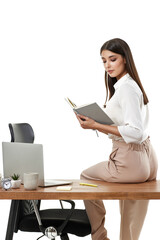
[9,123,34,143]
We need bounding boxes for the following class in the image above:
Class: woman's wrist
[93,122,121,137]
[93,122,102,131]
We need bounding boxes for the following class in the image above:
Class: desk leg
[5,200,20,240]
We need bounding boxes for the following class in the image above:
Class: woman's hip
[81,137,158,183]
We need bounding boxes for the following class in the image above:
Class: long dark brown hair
[100,38,149,107]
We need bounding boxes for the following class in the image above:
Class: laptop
[2,142,72,187]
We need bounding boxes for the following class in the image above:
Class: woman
[76,38,158,240]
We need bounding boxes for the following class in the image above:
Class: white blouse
[105,73,149,144]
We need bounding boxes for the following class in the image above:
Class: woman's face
[101,50,127,80]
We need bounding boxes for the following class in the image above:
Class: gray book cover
[73,102,114,125]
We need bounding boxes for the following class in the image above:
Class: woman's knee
[80,170,87,180]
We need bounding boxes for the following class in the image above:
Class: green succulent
[11,173,20,180]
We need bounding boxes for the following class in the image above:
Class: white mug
[24,172,39,190]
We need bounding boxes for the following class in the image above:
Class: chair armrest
[57,200,75,235]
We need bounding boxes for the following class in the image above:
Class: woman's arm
[76,114,121,137]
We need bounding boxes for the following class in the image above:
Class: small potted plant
[11,174,21,189]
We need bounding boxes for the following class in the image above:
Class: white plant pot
[11,179,21,189]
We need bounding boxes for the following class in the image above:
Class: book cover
[65,98,114,125]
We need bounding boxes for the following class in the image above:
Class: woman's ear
[124,58,126,64]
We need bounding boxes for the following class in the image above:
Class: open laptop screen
[2,142,72,187]
[2,142,44,185]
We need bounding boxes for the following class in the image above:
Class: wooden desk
[1,179,160,200]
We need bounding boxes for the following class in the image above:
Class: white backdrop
[0,0,160,239]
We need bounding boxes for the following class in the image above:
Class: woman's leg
[84,199,108,240]
[119,200,149,240]
[81,162,149,240]
[81,162,111,240]
[118,139,158,240]
[81,138,158,240]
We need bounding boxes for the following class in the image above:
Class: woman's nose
[104,61,110,70]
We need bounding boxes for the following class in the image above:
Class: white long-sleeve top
[105,73,149,144]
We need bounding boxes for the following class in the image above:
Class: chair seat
[18,209,91,237]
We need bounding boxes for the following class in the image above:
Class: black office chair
[6,123,91,240]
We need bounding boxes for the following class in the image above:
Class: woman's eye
[111,58,116,62]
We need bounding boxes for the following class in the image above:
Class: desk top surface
[0,179,160,200]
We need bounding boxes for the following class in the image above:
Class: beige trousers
[81,137,158,240]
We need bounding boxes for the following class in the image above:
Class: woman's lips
[108,70,114,74]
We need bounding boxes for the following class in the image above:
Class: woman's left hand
[75,113,96,130]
